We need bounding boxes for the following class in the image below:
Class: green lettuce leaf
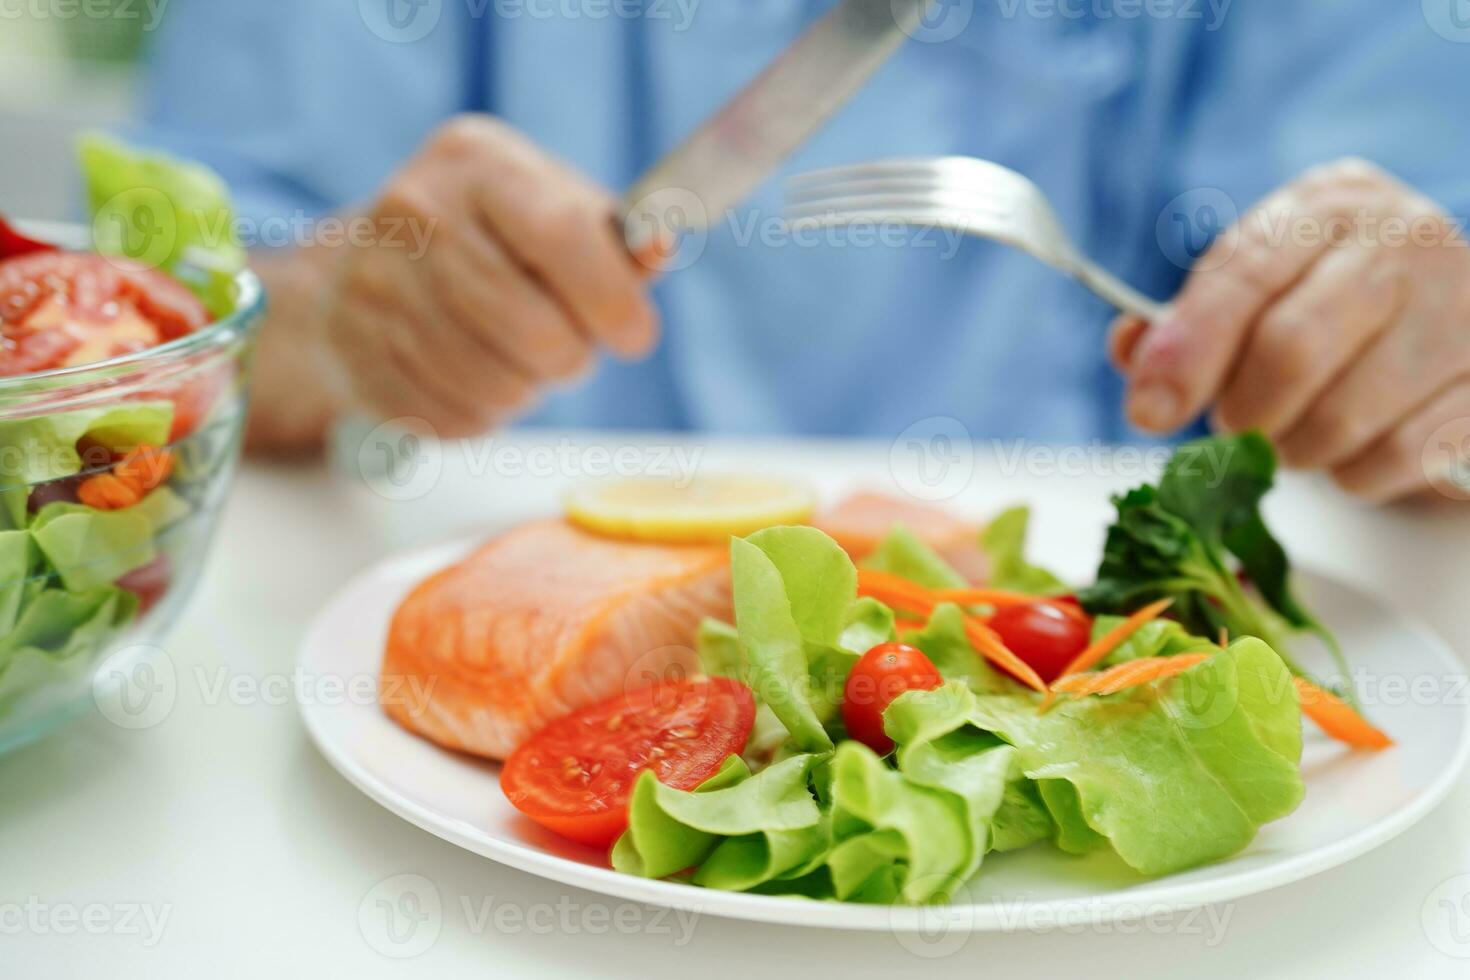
[1037,779,1109,854]
[901,602,1008,692]
[730,528,863,753]
[0,585,136,659]
[838,597,896,656]
[30,504,156,593]
[80,134,245,317]
[0,586,139,709]
[744,526,857,648]
[1093,615,1218,666]
[610,755,751,879]
[696,618,745,680]
[828,741,976,903]
[695,813,831,892]
[963,637,1304,874]
[884,687,1015,879]
[612,754,825,889]
[981,506,1069,595]
[0,530,39,636]
[990,778,1055,853]
[862,524,966,590]
[0,402,174,492]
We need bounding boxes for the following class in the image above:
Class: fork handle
[1069,259,1166,322]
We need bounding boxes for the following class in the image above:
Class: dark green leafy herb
[1079,432,1346,689]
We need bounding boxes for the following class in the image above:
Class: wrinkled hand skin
[1112,158,1470,503]
[320,114,659,437]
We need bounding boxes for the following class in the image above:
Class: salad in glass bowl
[0,137,260,753]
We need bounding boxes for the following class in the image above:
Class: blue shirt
[138,1,1470,442]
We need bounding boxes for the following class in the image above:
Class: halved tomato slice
[0,250,229,440]
[0,251,211,376]
[500,676,755,848]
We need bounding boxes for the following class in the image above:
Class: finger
[1125,184,1342,432]
[1278,299,1468,470]
[343,261,514,433]
[381,326,491,436]
[1107,314,1151,372]
[1330,380,1470,502]
[342,236,537,429]
[461,122,658,357]
[334,294,482,432]
[323,258,444,423]
[433,226,594,385]
[1212,243,1405,437]
[408,288,541,428]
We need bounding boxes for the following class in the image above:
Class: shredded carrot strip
[113,445,173,493]
[935,589,1092,626]
[1052,598,1175,681]
[861,587,936,621]
[76,473,142,511]
[857,569,938,604]
[961,617,1047,693]
[1294,677,1392,750]
[855,570,938,620]
[934,588,1050,608]
[1051,654,1210,700]
[75,445,174,512]
[855,568,1047,693]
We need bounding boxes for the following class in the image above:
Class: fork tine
[787,174,966,199]
[780,154,1165,321]
[786,156,1033,190]
[785,178,1016,210]
[782,156,951,187]
[783,200,947,223]
[784,186,1019,220]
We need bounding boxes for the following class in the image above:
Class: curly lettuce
[622,523,1310,903]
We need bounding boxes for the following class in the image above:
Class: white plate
[298,539,1470,931]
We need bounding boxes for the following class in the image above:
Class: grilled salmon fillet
[811,491,989,583]
[381,519,731,760]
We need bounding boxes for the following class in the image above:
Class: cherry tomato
[988,601,1092,685]
[500,676,755,848]
[842,642,944,755]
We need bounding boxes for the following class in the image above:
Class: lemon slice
[565,474,816,544]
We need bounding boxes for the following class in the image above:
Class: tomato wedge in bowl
[0,247,232,442]
[501,677,757,847]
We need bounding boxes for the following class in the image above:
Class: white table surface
[4,431,1469,979]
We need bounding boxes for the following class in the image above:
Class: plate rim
[297,540,1470,932]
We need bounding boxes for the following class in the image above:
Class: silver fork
[783,156,1165,320]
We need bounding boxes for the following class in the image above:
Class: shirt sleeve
[1172,1,1470,221]
[135,0,477,225]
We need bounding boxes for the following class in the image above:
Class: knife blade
[621,0,937,252]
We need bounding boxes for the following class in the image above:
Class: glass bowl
[0,230,263,754]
